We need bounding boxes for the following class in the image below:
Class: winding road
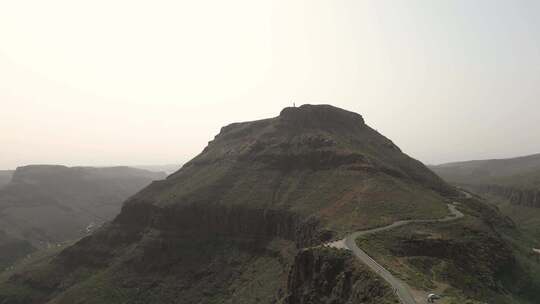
[326,203,464,304]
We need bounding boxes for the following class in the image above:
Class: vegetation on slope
[356,196,540,304]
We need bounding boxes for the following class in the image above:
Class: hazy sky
[1,0,539,169]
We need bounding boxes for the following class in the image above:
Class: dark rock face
[284,248,395,304]
[36,201,334,298]
[116,201,334,248]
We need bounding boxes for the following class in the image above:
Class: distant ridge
[430,153,540,185]
[0,165,166,248]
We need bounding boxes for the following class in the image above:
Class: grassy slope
[355,199,540,304]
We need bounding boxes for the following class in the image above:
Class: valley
[0,165,166,272]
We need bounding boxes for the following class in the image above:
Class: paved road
[326,204,464,304]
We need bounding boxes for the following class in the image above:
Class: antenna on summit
[293,101,296,108]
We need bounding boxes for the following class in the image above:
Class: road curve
[326,204,464,304]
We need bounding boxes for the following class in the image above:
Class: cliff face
[115,200,334,248]
[464,184,540,208]
[284,248,396,304]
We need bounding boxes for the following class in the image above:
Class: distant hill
[431,153,540,207]
[431,154,540,241]
[0,165,166,251]
[430,153,540,184]
[2,105,537,304]
[0,171,13,189]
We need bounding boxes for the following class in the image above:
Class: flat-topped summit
[140,104,453,213]
[11,165,166,184]
[279,104,365,131]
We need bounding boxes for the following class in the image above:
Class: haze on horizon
[1,0,539,170]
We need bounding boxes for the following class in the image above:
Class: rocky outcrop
[283,248,395,304]
[116,201,334,248]
[50,200,334,279]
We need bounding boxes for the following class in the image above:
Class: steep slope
[0,105,520,304]
[0,165,166,249]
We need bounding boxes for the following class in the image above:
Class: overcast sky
[1,0,539,169]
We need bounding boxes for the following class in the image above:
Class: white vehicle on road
[427,293,441,303]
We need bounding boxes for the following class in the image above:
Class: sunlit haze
[1,0,539,169]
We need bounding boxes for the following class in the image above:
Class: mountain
[0,171,13,189]
[430,153,540,186]
[431,154,540,240]
[0,105,537,304]
[0,165,166,255]
[433,160,540,208]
